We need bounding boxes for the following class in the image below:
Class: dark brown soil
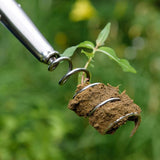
[68,83,141,136]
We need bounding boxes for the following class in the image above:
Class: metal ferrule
[0,0,58,63]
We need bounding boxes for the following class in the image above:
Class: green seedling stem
[61,22,136,84]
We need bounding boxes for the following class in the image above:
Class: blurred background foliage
[0,0,160,159]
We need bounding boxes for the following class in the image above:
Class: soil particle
[68,83,141,136]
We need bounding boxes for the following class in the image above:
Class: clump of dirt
[68,83,141,136]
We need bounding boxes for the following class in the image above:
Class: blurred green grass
[0,0,160,160]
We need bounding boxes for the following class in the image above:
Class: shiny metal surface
[0,0,58,63]
[48,56,90,85]
[88,97,120,116]
[59,67,90,85]
[105,112,141,137]
[73,82,101,98]
[0,0,91,85]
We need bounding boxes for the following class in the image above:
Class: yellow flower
[70,0,97,22]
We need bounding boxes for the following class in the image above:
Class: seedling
[62,23,141,136]
[61,23,136,84]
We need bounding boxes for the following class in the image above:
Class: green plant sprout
[61,23,136,84]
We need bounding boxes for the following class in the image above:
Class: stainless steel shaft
[0,0,58,63]
[0,0,91,85]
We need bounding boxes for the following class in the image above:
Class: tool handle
[0,0,58,63]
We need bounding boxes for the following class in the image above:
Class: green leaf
[97,47,136,73]
[96,22,111,46]
[78,41,95,50]
[81,50,94,59]
[61,41,94,57]
[118,59,136,73]
[61,46,78,57]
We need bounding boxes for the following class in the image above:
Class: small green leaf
[61,46,78,57]
[96,22,111,46]
[97,47,136,73]
[118,59,137,73]
[81,50,94,59]
[97,47,119,62]
[78,41,95,50]
[61,41,94,57]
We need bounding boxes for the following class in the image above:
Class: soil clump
[68,83,141,136]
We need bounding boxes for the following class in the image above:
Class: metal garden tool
[0,0,141,136]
